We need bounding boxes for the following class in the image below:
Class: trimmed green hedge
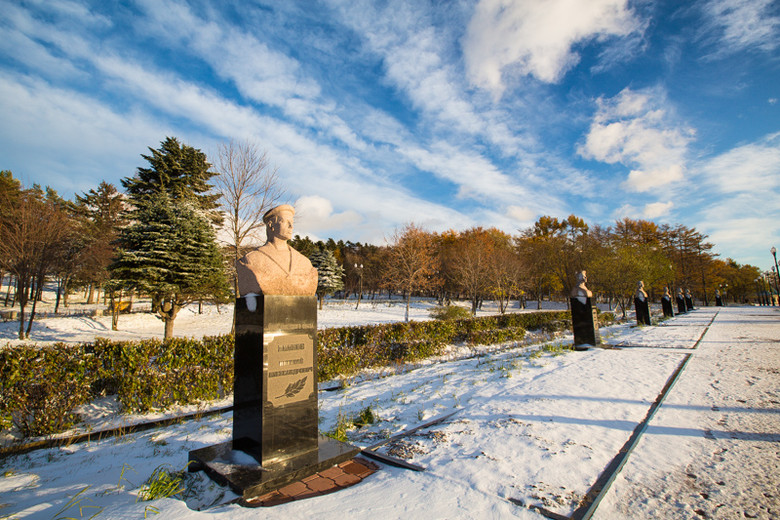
[1,310,575,438]
[316,310,571,381]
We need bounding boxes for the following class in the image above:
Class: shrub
[0,344,95,437]
[429,305,472,321]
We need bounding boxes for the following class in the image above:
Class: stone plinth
[634,297,651,326]
[676,295,686,314]
[570,297,600,349]
[189,295,359,500]
[661,297,674,317]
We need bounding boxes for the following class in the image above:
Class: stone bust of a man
[635,280,647,301]
[235,204,318,297]
[571,270,593,301]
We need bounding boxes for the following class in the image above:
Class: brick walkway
[243,457,379,507]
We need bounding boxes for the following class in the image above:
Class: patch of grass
[52,485,102,520]
[326,406,377,442]
[137,464,188,502]
[543,343,573,357]
[354,406,376,428]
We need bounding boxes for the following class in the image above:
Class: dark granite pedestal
[685,296,694,311]
[188,435,358,500]
[676,296,687,314]
[661,297,674,318]
[189,295,359,501]
[570,297,600,349]
[634,297,651,326]
[715,295,723,306]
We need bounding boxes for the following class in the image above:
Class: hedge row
[0,336,233,438]
[1,309,607,439]
[317,310,574,380]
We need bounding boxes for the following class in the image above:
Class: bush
[429,305,472,321]
[0,344,96,437]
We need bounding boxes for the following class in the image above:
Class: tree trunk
[16,278,28,340]
[87,284,96,304]
[5,275,13,306]
[164,317,175,339]
[405,293,410,322]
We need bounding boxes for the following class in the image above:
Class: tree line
[0,137,763,339]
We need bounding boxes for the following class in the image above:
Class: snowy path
[595,306,780,520]
[0,306,777,519]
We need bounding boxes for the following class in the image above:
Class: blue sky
[1,0,778,269]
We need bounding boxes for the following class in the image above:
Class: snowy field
[0,305,777,519]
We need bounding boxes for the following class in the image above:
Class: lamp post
[763,274,772,306]
[354,263,364,310]
[755,278,763,306]
[772,247,780,304]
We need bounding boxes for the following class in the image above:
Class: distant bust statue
[235,204,318,298]
[571,270,592,303]
[635,280,647,301]
[662,286,671,300]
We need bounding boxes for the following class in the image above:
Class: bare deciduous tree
[213,140,285,329]
[0,188,71,339]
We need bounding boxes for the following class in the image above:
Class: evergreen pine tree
[111,195,229,339]
[121,136,222,225]
[309,247,344,309]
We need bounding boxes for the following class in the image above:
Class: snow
[0,304,777,519]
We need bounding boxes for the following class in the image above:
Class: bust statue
[635,280,647,301]
[571,270,592,303]
[235,204,318,299]
[662,286,671,300]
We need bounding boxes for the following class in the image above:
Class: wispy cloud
[578,87,694,192]
[698,132,780,193]
[463,0,644,92]
[700,0,780,54]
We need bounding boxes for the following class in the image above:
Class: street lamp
[772,247,780,304]
[354,263,364,310]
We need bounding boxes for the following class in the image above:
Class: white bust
[235,204,318,300]
[571,270,592,304]
[635,280,647,301]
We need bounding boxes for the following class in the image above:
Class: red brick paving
[243,457,379,507]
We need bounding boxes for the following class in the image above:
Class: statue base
[570,297,600,349]
[188,295,358,500]
[634,298,651,326]
[661,298,674,317]
[188,435,359,500]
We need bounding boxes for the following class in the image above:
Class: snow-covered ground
[0,305,777,519]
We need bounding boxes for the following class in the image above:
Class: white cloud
[507,205,536,222]
[293,195,363,235]
[698,132,780,193]
[643,201,674,219]
[578,88,694,192]
[700,0,780,54]
[398,141,533,204]
[463,0,643,93]
[0,74,169,192]
[612,203,639,220]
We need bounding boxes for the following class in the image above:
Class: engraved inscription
[266,333,314,406]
